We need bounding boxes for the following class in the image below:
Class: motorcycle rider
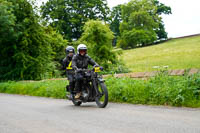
[72,44,99,99]
[62,46,75,99]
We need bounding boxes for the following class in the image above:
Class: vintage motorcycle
[67,66,108,108]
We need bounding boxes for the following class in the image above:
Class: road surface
[0,93,200,133]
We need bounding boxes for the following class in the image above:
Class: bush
[79,20,117,69]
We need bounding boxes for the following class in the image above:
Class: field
[121,35,200,72]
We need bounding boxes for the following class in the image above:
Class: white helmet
[77,44,87,54]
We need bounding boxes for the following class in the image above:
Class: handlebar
[75,66,103,73]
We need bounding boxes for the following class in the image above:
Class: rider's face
[80,50,86,56]
[68,52,73,57]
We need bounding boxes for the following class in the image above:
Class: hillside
[121,35,200,72]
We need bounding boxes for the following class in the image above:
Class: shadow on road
[67,104,99,109]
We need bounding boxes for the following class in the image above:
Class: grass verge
[106,73,200,108]
[0,73,200,108]
[0,80,67,99]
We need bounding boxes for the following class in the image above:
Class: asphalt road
[0,93,200,133]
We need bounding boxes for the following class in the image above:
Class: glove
[100,66,103,71]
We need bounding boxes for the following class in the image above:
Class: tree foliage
[0,0,17,45]
[44,26,68,69]
[118,0,159,49]
[79,20,116,69]
[41,0,110,41]
[0,0,67,80]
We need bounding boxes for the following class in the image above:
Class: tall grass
[121,36,200,72]
[106,73,200,107]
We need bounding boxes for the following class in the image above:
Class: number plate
[94,67,101,72]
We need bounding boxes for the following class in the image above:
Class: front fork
[92,78,104,97]
[92,78,99,97]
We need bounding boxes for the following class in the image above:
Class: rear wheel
[95,83,108,108]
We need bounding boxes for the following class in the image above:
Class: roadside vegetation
[107,73,200,107]
[0,80,67,99]
[121,35,200,72]
[0,73,200,108]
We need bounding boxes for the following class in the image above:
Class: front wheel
[95,83,108,108]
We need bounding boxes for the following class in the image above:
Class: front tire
[95,83,108,108]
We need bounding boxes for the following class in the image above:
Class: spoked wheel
[95,83,108,108]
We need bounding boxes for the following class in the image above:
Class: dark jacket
[62,56,74,74]
[72,54,98,70]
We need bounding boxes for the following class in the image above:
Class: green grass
[0,80,67,99]
[106,73,200,108]
[0,73,200,108]
[121,35,200,72]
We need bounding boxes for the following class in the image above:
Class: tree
[41,0,110,41]
[110,0,171,48]
[79,20,116,69]
[0,0,67,80]
[118,0,159,49]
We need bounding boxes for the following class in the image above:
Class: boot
[75,92,81,99]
